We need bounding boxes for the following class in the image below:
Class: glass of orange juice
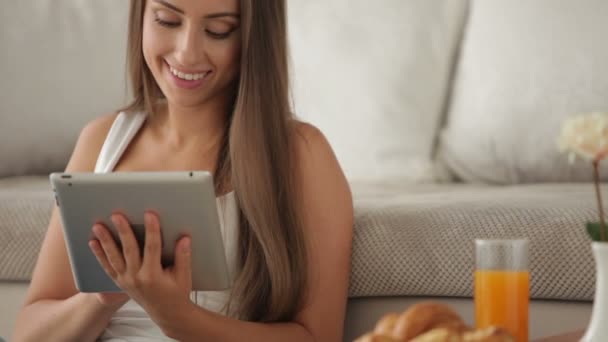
[475,239,529,342]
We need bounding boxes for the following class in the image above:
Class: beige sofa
[2,0,607,340]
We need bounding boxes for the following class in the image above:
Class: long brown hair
[122,0,308,322]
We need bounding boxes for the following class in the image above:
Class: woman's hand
[88,212,194,325]
[94,291,130,308]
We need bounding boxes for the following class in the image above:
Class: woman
[12,0,353,341]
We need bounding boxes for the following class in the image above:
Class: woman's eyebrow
[152,0,239,19]
[205,13,240,19]
[153,0,184,14]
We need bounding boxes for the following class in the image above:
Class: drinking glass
[475,239,529,342]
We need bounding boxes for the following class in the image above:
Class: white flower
[558,112,608,163]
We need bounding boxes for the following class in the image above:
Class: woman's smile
[164,59,212,90]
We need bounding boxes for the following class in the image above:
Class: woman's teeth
[169,66,207,81]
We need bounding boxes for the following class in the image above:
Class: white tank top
[95,112,239,341]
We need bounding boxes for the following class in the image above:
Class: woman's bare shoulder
[65,112,120,172]
[291,120,329,152]
[291,121,340,167]
[291,120,350,195]
[81,112,120,141]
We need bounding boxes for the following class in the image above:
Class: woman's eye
[154,17,180,28]
[206,30,232,39]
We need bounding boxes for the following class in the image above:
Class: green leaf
[586,222,608,242]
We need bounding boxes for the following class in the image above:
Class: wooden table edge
[532,329,584,342]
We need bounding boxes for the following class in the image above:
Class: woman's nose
[175,25,203,66]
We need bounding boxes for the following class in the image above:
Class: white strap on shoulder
[94,112,146,173]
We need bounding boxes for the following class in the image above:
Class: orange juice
[475,270,529,342]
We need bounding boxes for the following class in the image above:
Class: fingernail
[110,214,120,226]
[182,237,191,253]
[144,212,154,226]
[92,225,102,236]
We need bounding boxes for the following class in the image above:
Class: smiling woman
[134,0,242,111]
[11,0,353,341]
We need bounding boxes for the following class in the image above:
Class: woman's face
[142,0,241,109]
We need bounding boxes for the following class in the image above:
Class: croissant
[354,302,514,342]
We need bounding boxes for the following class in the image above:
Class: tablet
[50,171,231,293]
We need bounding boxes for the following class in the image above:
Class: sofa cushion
[288,0,468,182]
[438,0,608,184]
[0,177,52,280]
[0,1,129,177]
[349,182,603,301]
[1,177,603,302]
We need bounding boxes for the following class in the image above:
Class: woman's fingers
[111,214,142,270]
[173,236,192,290]
[142,211,163,270]
[93,224,126,274]
[89,238,118,279]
